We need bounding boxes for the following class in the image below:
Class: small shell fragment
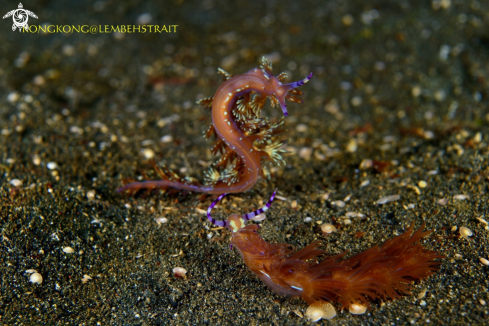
[86,190,95,200]
[292,309,304,318]
[195,207,207,214]
[9,179,22,187]
[345,211,366,218]
[376,195,400,205]
[30,272,43,284]
[476,217,488,225]
[25,269,37,274]
[305,301,336,322]
[161,135,173,143]
[251,213,266,222]
[155,217,168,224]
[332,200,345,208]
[480,258,489,266]
[32,154,41,165]
[359,180,370,187]
[418,180,427,188]
[454,194,469,201]
[298,147,313,160]
[63,247,75,253]
[275,195,287,201]
[437,198,448,205]
[173,267,187,278]
[47,162,59,170]
[349,303,367,315]
[346,138,358,153]
[321,223,337,234]
[359,159,373,169]
[291,200,298,209]
[142,148,155,159]
[459,227,473,240]
[417,289,427,299]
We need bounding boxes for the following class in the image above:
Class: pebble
[346,139,358,153]
[349,303,367,314]
[298,147,312,160]
[9,179,22,187]
[351,96,362,107]
[251,213,266,222]
[7,92,20,103]
[332,200,345,208]
[359,159,373,169]
[142,148,155,159]
[32,154,41,166]
[137,13,152,25]
[418,180,427,188]
[417,289,427,299]
[155,217,168,224]
[459,227,472,240]
[63,247,75,253]
[86,190,96,200]
[305,301,336,322]
[321,223,337,234]
[476,218,488,225]
[30,273,43,284]
[296,124,308,132]
[173,267,187,278]
[376,195,400,205]
[161,135,173,143]
[412,86,422,97]
[437,198,448,205]
[47,162,59,170]
[342,14,354,26]
[291,200,298,209]
[453,194,469,200]
[480,258,489,266]
[360,180,370,187]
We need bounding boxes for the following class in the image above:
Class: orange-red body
[118,59,311,195]
[230,223,443,308]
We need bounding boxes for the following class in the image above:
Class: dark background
[0,0,488,324]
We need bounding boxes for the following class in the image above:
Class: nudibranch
[206,190,444,313]
[118,57,312,195]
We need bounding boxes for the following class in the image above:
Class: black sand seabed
[1,0,488,325]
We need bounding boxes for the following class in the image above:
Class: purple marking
[207,193,228,227]
[242,189,277,221]
[287,72,313,89]
[278,73,312,116]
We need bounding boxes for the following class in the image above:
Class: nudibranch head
[255,57,312,116]
[275,72,313,116]
[251,57,313,117]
